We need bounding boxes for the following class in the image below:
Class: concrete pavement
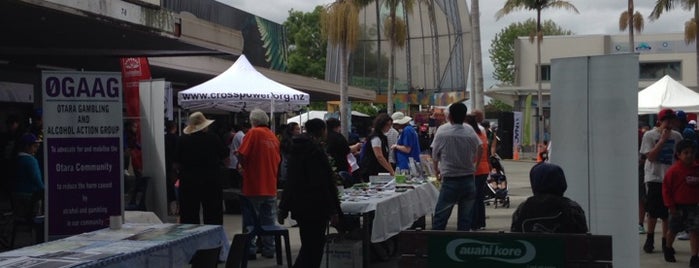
[225,159,694,267]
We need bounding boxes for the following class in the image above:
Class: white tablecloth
[0,223,229,267]
[340,182,439,242]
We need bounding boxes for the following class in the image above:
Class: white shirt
[639,127,683,183]
[228,130,245,169]
[385,127,399,164]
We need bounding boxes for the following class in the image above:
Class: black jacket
[326,131,350,173]
[279,134,340,220]
[511,194,588,234]
[359,133,389,181]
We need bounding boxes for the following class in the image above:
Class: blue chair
[238,195,292,268]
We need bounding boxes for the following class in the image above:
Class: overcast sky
[217,0,691,89]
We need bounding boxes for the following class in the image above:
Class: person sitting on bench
[511,162,588,233]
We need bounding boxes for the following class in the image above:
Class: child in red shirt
[662,139,699,265]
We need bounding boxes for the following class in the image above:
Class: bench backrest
[399,230,612,268]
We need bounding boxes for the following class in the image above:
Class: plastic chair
[225,233,250,268]
[238,195,292,268]
[189,247,222,268]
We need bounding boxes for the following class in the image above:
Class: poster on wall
[42,71,123,237]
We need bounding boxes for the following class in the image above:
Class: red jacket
[663,161,699,208]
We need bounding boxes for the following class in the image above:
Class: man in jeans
[431,102,482,230]
[237,109,281,259]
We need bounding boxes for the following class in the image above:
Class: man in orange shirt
[237,108,281,259]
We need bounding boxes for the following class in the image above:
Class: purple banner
[47,137,121,235]
[43,71,123,238]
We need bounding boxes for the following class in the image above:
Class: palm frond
[633,11,645,33]
[686,18,697,44]
[649,0,674,21]
[320,0,360,51]
[619,11,629,31]
[495,0,527,20]
[383,17,408,48]
[403,0,416,14]
[681,0,696,11]
[544,1,579,14]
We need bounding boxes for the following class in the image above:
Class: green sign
[428,236,565,268]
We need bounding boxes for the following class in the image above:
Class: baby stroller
[484,155,509,208]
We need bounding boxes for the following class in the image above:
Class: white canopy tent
[177,55,310,113]
[286,110,370,125]
[638,75,699,114]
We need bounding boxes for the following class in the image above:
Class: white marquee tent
[287,110,370,125]
[638,75,699,114]
[177,55,310,113]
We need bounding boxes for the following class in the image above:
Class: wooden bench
[398,230,612,268]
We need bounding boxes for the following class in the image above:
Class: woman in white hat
[176,111,228,225]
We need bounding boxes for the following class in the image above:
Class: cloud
[218,0,693,89]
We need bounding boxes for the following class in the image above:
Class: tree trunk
[471,0,484,111]
[340,43,350,138]
[536,9,544,144]
[628,0,634,51]
[387,10,396,115]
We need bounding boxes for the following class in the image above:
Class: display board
[550,54,639,267]
[42,71,123,237]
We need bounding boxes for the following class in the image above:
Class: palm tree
[619,0,644,52]
[321,0,363,137]
[650,0,698,85]
[383,0,415,115]
[472,0,484,111]
[496,0,578,145]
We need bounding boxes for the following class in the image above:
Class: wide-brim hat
[391,112,412,125]
[183,111,214,134]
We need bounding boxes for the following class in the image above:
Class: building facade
[325,0,473,111]
[488,33,696,109]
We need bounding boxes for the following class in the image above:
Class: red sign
[120,57,152,118]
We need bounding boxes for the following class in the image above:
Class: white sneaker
[677,231,690,241]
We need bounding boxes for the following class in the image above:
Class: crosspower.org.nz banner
[42,71,123,237]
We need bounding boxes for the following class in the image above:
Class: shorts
[669,205,699,233]
[645,182,668,219]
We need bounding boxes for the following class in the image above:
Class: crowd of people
[639,108,699,266]
[1,102,627,268]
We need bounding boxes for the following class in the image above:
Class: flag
[120,57,152,118]
[522,94,532,146]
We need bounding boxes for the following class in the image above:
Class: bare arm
[392,144,412,154]
[433,159,441,181]
[645,128,670,161]
[490,137,498,156]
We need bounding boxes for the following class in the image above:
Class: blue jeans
[471,174,488,229]
[242,196,277,256]
[432,175,476,231]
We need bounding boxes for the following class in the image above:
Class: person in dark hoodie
[511,162,588,233]
[278,118,341,268]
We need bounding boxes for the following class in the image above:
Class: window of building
[538,65,551,82]
[640,62,681,80]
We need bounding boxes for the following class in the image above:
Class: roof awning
[485,86,548,106]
